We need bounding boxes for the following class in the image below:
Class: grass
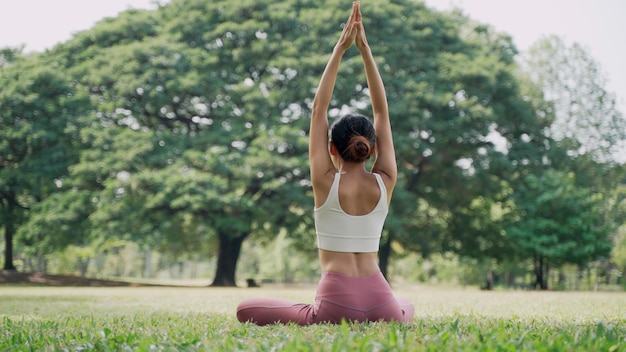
[0,284,625,351]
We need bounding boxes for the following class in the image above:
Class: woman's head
[330,114,376,163]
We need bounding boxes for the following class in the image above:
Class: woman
[236,1,414,325]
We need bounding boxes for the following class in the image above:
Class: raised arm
[354,4,397,196]
[309,3,359,188]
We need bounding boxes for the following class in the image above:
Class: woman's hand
[354,3,369,52]
[335,2,359,52]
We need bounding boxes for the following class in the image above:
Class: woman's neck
[337,161,366,174]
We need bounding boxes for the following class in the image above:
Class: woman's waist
[319,249,380,277]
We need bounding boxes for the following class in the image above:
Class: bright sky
[424,0,626,111]
[1,0,624,112]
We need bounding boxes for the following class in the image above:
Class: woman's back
[314,170,381,214]
[315,170,385,277]
[337,172,381,215]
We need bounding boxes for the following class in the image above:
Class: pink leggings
[236,272,414,325]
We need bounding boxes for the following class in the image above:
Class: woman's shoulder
[312,171,337,208]
[370,170,395,203]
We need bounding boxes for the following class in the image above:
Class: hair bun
[346,135,371,162]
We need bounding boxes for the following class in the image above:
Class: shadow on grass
[0,270,167,287]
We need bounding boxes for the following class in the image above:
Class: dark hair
[330,114,376,163]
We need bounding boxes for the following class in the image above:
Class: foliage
[504,170,615,289]
[520,35,626,163]
[0,47,23,67]
[0,58,88,269]
[510,36,626,288]
[22,0,319,285]
[613,225,626,288]
[369,9,564,274]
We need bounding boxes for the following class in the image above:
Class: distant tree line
[1,0,625,289]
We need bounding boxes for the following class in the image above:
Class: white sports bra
[314,173,388,252]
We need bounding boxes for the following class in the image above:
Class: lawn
[1,284,625,351]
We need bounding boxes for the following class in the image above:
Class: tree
[37,1,316,286]
[505,35,626,289]
[0,60,86,270]
[373,9,548,273]
[505,170,614,289]
[519,35,626,163]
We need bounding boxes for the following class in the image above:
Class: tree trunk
[379,232,393,280]
[36,254,47,272]
[533,256,549,290]
[575,265,583,290]
[144,246,152,279]
[78,258,89,277]
[534,255,546,290]
[483,270,494,290]
[3,200,17,271]
[210,232,246,287]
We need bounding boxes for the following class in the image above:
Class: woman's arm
[309,3,359,188]
[355,5,397,196]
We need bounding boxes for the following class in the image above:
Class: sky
[1,0,624,113]
[424,0,626,111]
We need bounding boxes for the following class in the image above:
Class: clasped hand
[336,1,369,53]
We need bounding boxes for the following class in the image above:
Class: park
[1,0,626,350]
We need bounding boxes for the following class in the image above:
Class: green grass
[1,284,625,351]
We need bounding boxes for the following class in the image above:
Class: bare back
[315,170,384,277]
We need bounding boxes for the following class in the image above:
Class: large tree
[36,2,318,285]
